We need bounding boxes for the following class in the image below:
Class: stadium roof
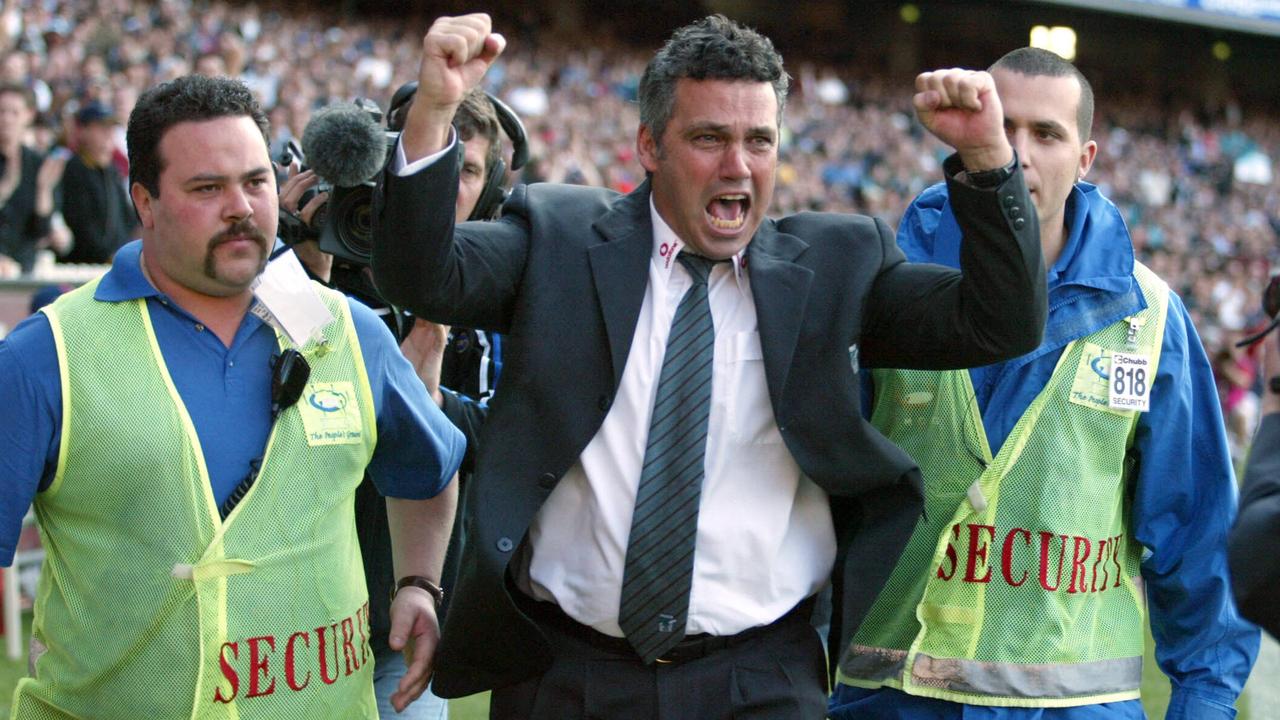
[1025,0,1280,37]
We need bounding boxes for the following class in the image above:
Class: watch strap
[393,575,444,608]
[965,155,1017,188]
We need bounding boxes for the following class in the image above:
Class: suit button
[1007,204,1021,217]
[598,395,611,412]
[538,472,557,489]
[1003,194,1017,207]
[496,537,514,552]
[1013,217,1026,231]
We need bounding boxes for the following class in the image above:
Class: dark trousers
[490,597,828,720]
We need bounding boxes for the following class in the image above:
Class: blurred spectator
[0,0,1270,444]
[26,282,68,313]
[192,50,226,77]
[55,99,134,264]
[1215,335,1261,460]
[0,82,62,274]
[0,50,51,113]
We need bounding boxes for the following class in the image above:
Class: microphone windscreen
[301,103,387,187]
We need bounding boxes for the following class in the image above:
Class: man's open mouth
[706,194,749,231]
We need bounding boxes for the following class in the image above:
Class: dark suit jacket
[372,144,1046,697]
[1230,412,1280,638]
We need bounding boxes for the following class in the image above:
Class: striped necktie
[619,251,718,663]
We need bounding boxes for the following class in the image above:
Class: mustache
[208,220,269,250]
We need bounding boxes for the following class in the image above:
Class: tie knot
[677,252,718,284]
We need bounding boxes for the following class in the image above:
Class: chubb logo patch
[297,381,363,446]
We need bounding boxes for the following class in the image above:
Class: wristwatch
[965,156,1018,188]
[393,575,444,609]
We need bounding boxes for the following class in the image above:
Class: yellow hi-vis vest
[13,279,379,720]
[839,263,1169,708]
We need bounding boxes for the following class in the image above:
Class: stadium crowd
[0,0,1276,459]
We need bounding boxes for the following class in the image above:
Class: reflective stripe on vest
[14,280,379,720]
[840,263,1169,708]
[842,645,1143,698]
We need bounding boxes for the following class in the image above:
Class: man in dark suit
[372,13,1046,719]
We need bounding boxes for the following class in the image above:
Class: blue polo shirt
[0,240,465,565]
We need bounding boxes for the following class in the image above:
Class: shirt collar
[93,239,160,302]
[92,239,272,334]
[648,196,747,286]
[1044,183,1135,295]
[95,238,292,301]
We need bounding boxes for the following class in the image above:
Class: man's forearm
[387,479,458,585]
[372,141,461,314]
[945,154,1047,359]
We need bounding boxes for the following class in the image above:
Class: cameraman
[279,87,508,719]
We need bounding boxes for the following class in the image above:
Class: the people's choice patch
[1069,343,1122,415]
[297,381,364,445]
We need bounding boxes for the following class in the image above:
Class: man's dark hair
[454,88,501,178]
[127,74,269,198]
[0,81,34,109]
[639,14,789,146]
[990,47,1094,142]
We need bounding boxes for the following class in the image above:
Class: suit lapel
[748,222,812,413]
[589,182,654,387]
[587,191,813,405]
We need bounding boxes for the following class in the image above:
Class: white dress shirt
[526,202,835,637]
[394,139,835,638]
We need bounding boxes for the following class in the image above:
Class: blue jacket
[836,183,1259,720]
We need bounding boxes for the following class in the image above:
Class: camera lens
[330,185,375,260]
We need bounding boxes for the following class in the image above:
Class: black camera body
[278,86,527,342]
[302,99,396,267]
[314,98,399,267]
[278,97,401,329]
